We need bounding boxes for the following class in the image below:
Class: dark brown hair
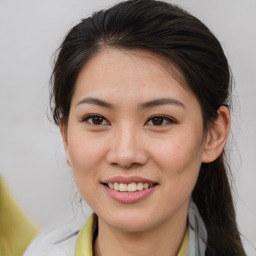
[50,0,245,254]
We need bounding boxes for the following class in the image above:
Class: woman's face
[62,47,208,232]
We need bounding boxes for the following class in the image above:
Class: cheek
[151,135,204,190]
[68,131,105,163]
[68,139,103,206]
[154,138,202,168]
[67,134,107,186]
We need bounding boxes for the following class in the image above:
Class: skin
[60,47,230,256]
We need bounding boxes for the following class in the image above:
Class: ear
[60,120,72,167]
[201,106,230,163]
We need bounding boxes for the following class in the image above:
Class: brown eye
[146,115,175,126]
[91,116,104,125]
[152,116,164,126]
[82,114,110,126]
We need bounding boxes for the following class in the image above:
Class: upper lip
[101,176,158,185]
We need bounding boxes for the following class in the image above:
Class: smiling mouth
[103,182,156,192]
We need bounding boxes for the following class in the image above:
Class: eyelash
[146,115,176,126]
[81,114,110,126]
[81,114,176,126]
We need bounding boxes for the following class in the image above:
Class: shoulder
[24,221,81,256]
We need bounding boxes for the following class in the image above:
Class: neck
[93,208,188,256]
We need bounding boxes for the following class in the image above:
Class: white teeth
[114,182,119,191]
[119,183,128,192]
[137,183,144,191]
[128,183,137,192]
[143,183,149,189]
[108,182,153,192]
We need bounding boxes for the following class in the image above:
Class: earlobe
[60,120,72,167]
[202,106,230,163]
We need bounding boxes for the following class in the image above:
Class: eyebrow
[76,97,114,109]
[139,98,185,109]
[76,97,185,109]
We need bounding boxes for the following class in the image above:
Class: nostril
[106,144,148,168]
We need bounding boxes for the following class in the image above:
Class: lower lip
[103,184,157,203]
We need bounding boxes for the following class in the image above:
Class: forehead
[72,47,196,107]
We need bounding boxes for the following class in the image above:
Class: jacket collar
[187,200,207,256]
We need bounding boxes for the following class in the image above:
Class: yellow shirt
[75,214,188,256]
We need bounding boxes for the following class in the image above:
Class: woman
[25,0,246,255]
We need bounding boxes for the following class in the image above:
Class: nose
[106,125,148,168]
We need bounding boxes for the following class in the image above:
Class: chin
[110,219,154,232]
[99,209,163,233]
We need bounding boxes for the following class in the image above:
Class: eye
[81,114,110,126]
[146,115,175,126]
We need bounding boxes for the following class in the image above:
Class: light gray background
[0,0,255,249]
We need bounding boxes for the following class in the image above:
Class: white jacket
[24,220,80,256]
[24,201,207,256]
